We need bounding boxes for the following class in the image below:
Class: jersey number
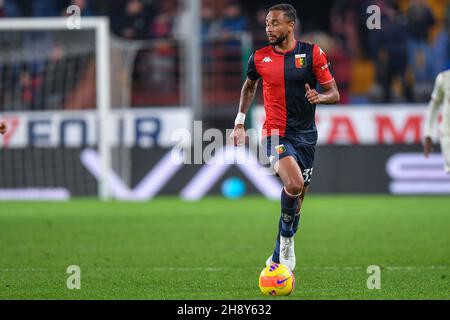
[302,168,313,184]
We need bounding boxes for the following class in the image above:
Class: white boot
[279,235,296,271]
[265,255,274,267]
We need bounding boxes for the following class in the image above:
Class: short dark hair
[268,4,297,24]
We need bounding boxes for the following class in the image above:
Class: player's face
[266,11,294,46]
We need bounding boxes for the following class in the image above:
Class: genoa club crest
[275,144,286,155]
[295,54,306,68]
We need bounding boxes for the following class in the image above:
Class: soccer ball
[258,263,295,296]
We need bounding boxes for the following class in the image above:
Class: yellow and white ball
[259,263,295,296]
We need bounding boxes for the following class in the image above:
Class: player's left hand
[305,84,321,104]
[0,122,7,135]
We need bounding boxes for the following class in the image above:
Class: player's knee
[285,179,304,197]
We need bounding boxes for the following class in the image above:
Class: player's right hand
[423,136,433,158]
[0,122,7,135]
[230,125,246,147]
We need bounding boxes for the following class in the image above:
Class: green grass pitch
[0,196,449,300]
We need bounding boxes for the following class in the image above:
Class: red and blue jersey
[247,41,334,145]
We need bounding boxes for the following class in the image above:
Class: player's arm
[305,80,340,105]
[238,77,260,115]
[306,45,340,105]
[0,121,7,135]
[231,77,260,146]
[423,73,444,158]
[231,52,261,147]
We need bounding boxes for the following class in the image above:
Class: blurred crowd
[326,0,450,103]
[0,0,449,106]
[0,0,248,41]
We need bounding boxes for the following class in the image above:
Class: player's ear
[288,21,295,31]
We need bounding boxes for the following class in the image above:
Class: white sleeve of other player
[424,73,444,138]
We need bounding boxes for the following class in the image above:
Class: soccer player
[423,69,450,173]
[230,4,340,271]
[0,121,7,135]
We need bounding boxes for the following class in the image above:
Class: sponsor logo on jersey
[295,54,306,69]
[321,62,331,71]
[262,56,273,63]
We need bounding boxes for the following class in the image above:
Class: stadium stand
[0,0,449,110]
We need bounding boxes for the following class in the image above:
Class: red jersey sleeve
[312,44,334,85]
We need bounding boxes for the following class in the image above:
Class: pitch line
[0,266,448,273]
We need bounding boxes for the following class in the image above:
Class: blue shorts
[263,136,315,186]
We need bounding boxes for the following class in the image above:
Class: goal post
[0,17,112,200]
[0,16,255,201]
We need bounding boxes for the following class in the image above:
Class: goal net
[0,18,116,200]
